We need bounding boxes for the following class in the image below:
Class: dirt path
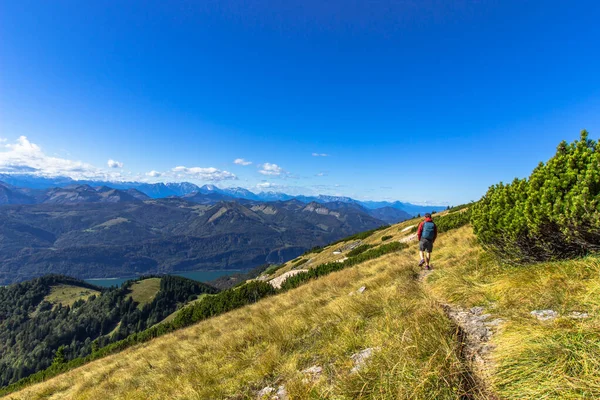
[417,268,499,399]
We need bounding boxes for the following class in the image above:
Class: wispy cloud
[233,158,252,166]
[107,159,124,168]
[0,136,122,180]
[146,170,162,178]
[258,162,285,176]
[312,152,329,157]
[257,181,281,189]
[172,166,237,181]
[315,172,327,177]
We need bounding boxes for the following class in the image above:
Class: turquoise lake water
[85,269,249,288]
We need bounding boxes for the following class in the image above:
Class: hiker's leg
[425,251,431,265]
[419,250,424,260]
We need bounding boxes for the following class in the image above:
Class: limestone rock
[530,309,558,321]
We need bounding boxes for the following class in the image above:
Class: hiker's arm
[417,222,423,240]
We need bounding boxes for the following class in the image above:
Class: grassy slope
[127,278,161,309]
[8,218,600,399]
[7,227,475,400]
[268,216,425,279]
[44,284,101,307]
[424,228,600,399]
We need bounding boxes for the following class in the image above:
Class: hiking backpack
[421,221,436,240]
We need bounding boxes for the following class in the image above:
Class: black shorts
[419,238,433,252]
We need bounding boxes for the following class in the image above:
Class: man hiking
[417,213,437,270]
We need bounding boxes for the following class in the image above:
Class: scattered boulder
[350,347,380,374]
[257,385,288,400]
[336,257,348,263]
[530,309,558,321]
[349,286,367,296]
[257,386,275,398]
[301,365,323,382]
[568,311,590,319]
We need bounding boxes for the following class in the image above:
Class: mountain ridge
[0,174,447,215]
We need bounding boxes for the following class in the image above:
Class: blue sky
[1,1,599,204]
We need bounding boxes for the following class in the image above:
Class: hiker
[417,213,437,270]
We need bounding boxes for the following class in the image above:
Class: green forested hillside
[0,275,217,387]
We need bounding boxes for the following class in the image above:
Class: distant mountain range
[0,173,447,216]
[0,194,388,285]
[0,175,448,285]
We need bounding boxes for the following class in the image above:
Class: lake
[85,269,250,288]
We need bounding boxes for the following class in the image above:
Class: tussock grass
[8,237,474,399]
[10,222,599,399]
[425,226,600,399]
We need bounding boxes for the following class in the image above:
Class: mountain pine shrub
[471,130,600,262]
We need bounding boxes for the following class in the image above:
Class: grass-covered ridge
[6,214,600,399]
[6,228,479,400]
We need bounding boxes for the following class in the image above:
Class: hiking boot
[418,259,425,266]
[426,264,432,270]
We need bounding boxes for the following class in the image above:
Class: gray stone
[257,385,288,400]
[530,309,558,321]
[301,365,323,382]
[568,311,590,319]
[470,306,485,316]
[485,318,505,327]
[257,386,275,398]
[357,286,366,294]
[275,385,288,400]
[350,347,380,374]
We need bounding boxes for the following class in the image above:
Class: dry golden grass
[8,228,476,400]
[424,227,600,399]
[44,284,101,308]
[10,222,599,399]
[271,216,426,279]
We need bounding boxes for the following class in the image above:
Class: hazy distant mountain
[180,191,239,204]
[220,187,260,200]
[0,198,385,285]
[255,191,295,202]
[0,181,36,204]
[0,174,447,215]
[367,206,412,224]
[359,200,446,215]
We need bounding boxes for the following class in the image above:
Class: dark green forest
[0,275,217,387]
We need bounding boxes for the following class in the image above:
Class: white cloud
[146,170,162,178]
[0,138,7,143]
[172,166,237,181]
[107,159,124,168]
[316,172,327,177]
[312,152,329,157]
[233,158,252,166]
[258,162,285,176]
[0,136,121,180]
